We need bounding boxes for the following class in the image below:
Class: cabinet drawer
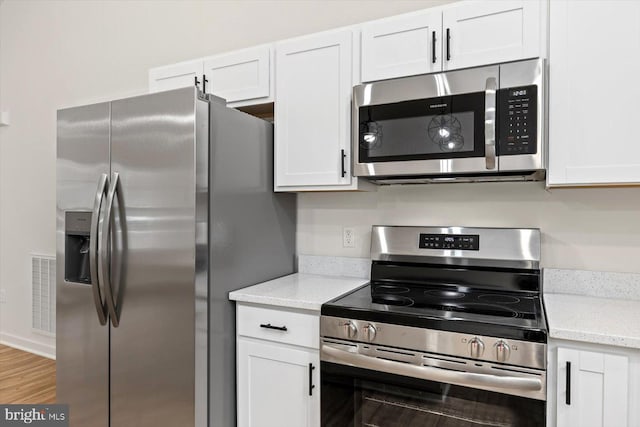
[237,304,319,349]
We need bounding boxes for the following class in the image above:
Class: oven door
[353,65,499,178]
[321,344,546,427]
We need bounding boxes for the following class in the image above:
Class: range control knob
[342,321,358,339]
[495,340,511,363]
[469,337,485,358]
[364,324,377,341]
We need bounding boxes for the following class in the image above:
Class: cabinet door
[203,46,272,105]
[442,0,540,71]
[148,59,203,93]
[548,1,640,186]
[237,339,319,427]
[274,30,353,189]
[361,10,442,82]
[557,348,628,427]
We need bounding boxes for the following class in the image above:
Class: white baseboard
[0,332,56,359]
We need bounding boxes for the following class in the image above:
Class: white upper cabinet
[149,46,272,107]
[548,0,640,186]
[442,0,541,71]
[149,59,203,93]
[275,30,362,191]
[556,347,629,427]
[202,45,273,106]
[361,9,442,82]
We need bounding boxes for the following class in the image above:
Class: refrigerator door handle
[100,171,121,327]
[90,174,109,325]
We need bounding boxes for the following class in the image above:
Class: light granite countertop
[544,293,640,349]
[229,273,367,312]
[544,268,640,350]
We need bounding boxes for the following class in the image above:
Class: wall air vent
[31,255,56,335]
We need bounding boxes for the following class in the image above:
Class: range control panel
[498,85,538,156]
[419,234,480,251]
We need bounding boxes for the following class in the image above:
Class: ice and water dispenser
[65,211,92,284]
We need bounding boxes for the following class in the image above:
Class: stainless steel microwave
[352,59,546,184]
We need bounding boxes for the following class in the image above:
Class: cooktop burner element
[423,289,465,299]
[451,302,518,318]
[478,294,521,304]
[374,285,411,294]
[372,294,414,306]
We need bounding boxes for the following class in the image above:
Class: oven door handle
[484,77,497,170]
[321,344,542,392]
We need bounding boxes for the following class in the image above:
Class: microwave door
[353,65,500,178]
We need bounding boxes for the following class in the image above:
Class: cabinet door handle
[202,74,208,93]
[308,363,316,396]
[432,31,437,64]
[341,149,346,178]
[565,361,571,405]
[446,28,451,61]
[259,323,287,332]
[194,76,201,89]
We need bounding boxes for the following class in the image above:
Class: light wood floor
[0,344,56,404]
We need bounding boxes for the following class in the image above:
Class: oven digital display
[419,234,480,250]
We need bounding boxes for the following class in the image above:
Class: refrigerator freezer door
[109,87,201,427]
[56,103,110,427]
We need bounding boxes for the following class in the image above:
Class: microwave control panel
[497,85,537,156]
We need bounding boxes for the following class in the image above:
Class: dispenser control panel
[65,211,92,235]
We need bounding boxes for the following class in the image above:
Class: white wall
[0,0,452,356]
[298,182,640,273]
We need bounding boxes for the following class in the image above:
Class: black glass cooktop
[371,282,539,319]
[322,262,548,343]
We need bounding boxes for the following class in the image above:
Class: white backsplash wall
[298,181,640,273]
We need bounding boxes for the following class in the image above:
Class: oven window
[358,92,485,163]
[321,362,545,427]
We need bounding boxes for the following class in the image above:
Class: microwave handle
[485,77,497,170]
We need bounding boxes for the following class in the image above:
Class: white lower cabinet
[556,347,629,427]
[237,339,319,427]
[236,303,320,427]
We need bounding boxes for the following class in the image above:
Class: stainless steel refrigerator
[56,87,296,427]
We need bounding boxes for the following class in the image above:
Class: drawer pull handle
[260,323,288,332]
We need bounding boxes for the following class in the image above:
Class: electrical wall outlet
[0,289,6,304]
[343,227,355,248]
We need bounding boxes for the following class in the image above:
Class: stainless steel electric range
[320,226,547,427]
